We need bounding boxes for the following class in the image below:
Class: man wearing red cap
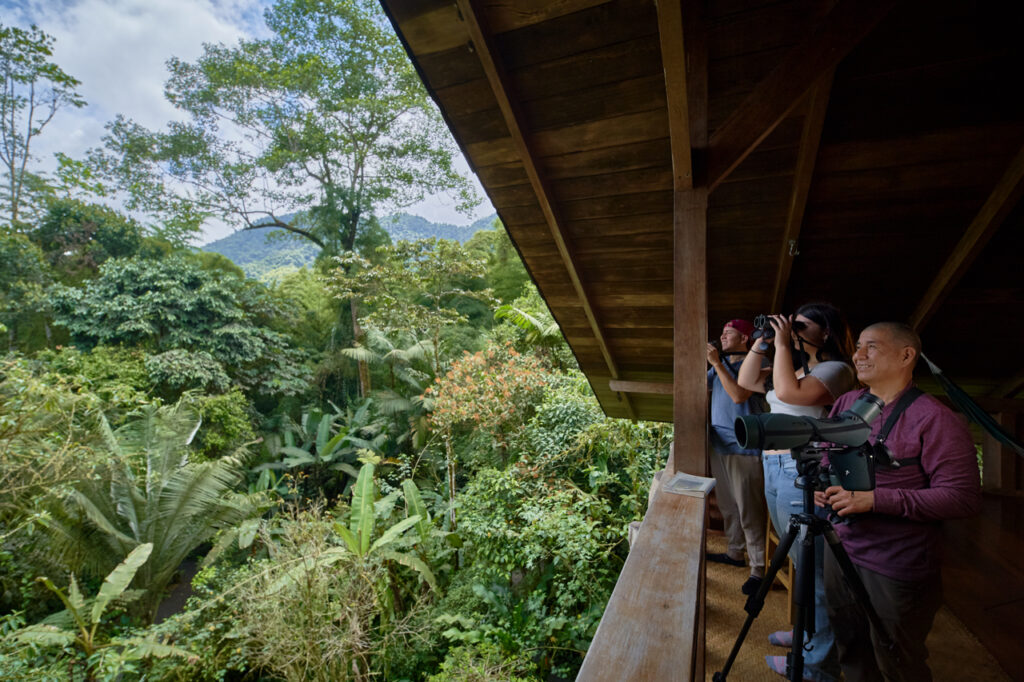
[707,319,768,594]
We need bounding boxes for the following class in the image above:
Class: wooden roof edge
[377,2,479,175]
[454,0,636,418]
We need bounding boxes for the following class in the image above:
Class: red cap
[725,318,755,337]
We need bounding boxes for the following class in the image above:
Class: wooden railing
[577,477,708,680]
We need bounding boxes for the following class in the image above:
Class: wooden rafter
[706,0,895,192]
[910,143,1024,332]
[609,379,673,395]
[770,70,834,311]
[991,373,1024,400]
[657,0,693,189]
[455,0,636,418]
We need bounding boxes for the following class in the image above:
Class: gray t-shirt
[765,360,857,418]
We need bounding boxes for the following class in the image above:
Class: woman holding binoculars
[736,302,856,682]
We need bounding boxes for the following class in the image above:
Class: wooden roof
[381,0,1024,422]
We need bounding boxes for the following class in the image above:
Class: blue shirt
[708,355,765,455]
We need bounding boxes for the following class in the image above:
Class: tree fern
[37,400,266,622]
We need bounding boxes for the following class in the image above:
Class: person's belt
[762,449,789,455]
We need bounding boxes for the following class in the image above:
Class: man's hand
[814,490,828,508]
[824,485,874,516]
[707,342,721,367]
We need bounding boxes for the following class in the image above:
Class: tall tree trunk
[350,298,371,398]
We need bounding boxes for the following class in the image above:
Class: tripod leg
[713,523,800,682]
[787,522,817,682]
[822,527,898,663]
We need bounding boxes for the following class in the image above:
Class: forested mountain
[201,212,498,280]
[381,212,497,242]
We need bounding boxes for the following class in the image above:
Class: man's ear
[742,334,750,347]
[901,346,918,367]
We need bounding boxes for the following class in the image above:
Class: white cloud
[6,0,268,163]
[2,0,493,241]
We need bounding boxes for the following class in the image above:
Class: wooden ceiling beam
[991,373,1024,401]
[910,143,1024,333]
[657,0,693,189]
[609,379,673,395]
[455,0,636,418]
[706,0,895,193]
[770,70,834,311]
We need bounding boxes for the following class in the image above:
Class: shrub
[192,390,258,460]
[146,349,232,397]
[522,371,602,458]
[426,641,534,682]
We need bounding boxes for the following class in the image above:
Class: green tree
[31,198,143,282]
[466,223,531,305]
[427,344,547,528]
[0,231,52,348]
[50,255,311,397]
[94,0,476,254]
[331,238,494,378]
[0,23,85,228]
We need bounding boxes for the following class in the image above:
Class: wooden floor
[704,532,1012,681]
[942,494,1024,682]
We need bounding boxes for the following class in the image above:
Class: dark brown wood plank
[532,110,670,159]
[392,1,466,55]
[433,78,495,118]
[910,144,1024,332]
[559,191,674,221]
[707,0,897,191]
[475,161,528,188]
[552,167,674,202]
[541,139,672,180]
[708,0,832,61]
[495,0,657,71]
[511,35,664,103]
[523,74,667,133]
[816,124,1024,174]
[483,0,614,34]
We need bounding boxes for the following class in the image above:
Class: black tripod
[713,447,895,681]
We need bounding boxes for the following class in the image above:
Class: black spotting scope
[734,393,884,451]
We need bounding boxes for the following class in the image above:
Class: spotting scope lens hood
[734,392,884,451]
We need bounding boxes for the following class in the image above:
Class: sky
[1,0,492,244]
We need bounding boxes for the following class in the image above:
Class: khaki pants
[709,450,766,572]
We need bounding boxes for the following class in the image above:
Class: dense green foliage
[0,6,673,681]
[51,255,312,397]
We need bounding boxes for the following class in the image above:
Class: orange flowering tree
[426,344,547,527]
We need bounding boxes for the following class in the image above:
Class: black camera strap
[875,386,924,468]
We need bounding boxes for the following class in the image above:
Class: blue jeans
[763,453,840,682]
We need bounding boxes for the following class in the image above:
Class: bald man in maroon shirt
[818,322,981,682]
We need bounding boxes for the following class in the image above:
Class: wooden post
[982,412,1022,493]
[672,188,709,476]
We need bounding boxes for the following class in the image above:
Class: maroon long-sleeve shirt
[827,386,982,582]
